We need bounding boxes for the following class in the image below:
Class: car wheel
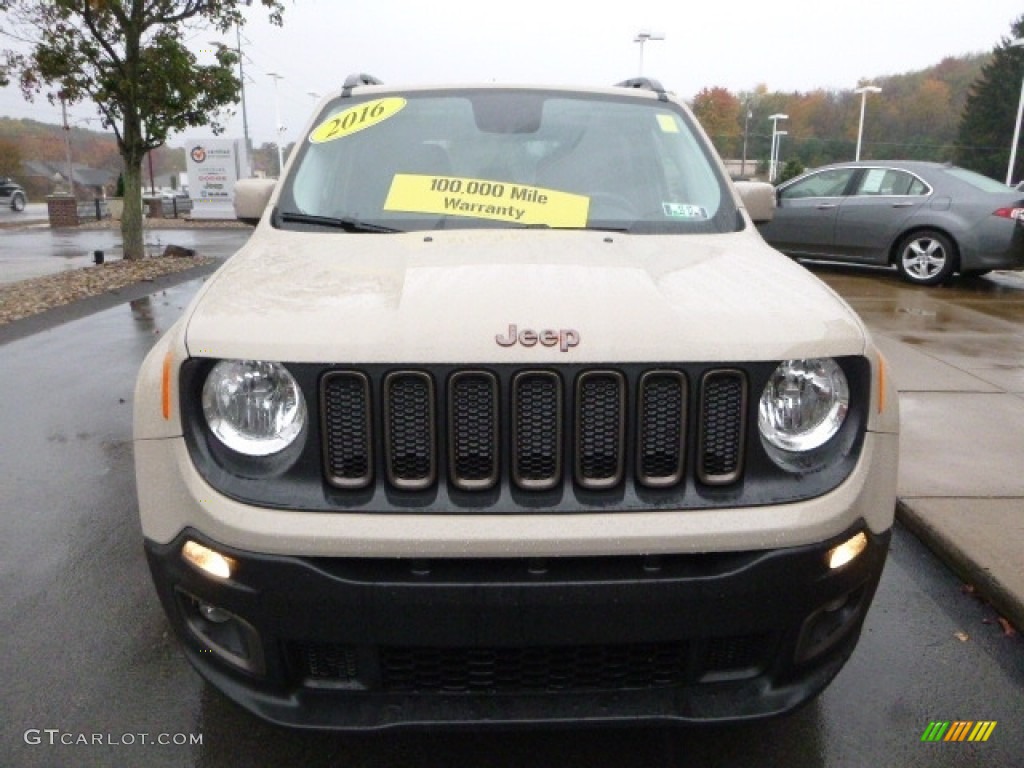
[11,192,26,212]
[896,230,957,286]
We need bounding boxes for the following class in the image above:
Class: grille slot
[698,370,747,485]
[379,643,690,693]
[637,371,687,487]
[293,642,359,682]
[384,372,436,490]
[321,372,372,489]
[511,371,562,490]
[575,371,626,489]
[449,371,499,490]
[699,634,769,681]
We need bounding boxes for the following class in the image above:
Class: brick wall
[46,195,79,227]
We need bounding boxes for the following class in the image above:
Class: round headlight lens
[201,360,306,456]
[758,358,849,452]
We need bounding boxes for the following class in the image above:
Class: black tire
[11,192,26,212]
[895,230,957,286]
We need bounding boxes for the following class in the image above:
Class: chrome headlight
[201,360,306,456]
[758,358,849,453]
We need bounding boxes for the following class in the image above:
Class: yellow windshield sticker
[384,174,590,227]
[309,97,407,143]
[656,114,679,133]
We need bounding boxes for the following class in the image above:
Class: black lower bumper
[145,524,890,730]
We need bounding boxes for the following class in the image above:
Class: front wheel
[11,192,26,212]
[896,230,957,286]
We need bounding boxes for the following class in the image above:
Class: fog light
[199,602,232,623]
[827,532,868,570]
[182,540,236,580]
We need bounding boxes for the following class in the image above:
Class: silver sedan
[757,160,1024,285]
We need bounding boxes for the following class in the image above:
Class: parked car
[757,160,1024,285]
[0,177,27,212]
[134,75,898,729]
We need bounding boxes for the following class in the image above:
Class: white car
[134,75,899,729]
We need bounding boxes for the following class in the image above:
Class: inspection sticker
[662,202,708,219]
[309,97,407,143]
[384,174,590,227]
[656,114,680,133]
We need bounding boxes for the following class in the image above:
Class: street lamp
[768,113,788,182]
[741,105,753,178]
[58,91,74,197]
[854,85,882,162]
[633,29,665,76]
[267,71,285,176]
[211,32,252,178]
[773,131,789,180]
[1006,38,1024,185]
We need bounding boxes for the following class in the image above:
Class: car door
[833,168,931,263]
[758,168,858,256]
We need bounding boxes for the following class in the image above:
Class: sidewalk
[846,289,1024,632]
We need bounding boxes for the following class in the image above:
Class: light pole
[634,30,665,76]
[267,71,285,176]
[768,113,788,182]
[236,24,250,155]
[59,91,74,196]
[773,131,788,180]
[741,105,753,178]
[1006,38,1024,185]
[854,85,882,162]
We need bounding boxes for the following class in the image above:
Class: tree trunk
[120,158,145,260]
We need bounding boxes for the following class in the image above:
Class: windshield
[276,88,736,234]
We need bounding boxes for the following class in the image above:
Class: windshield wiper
[277,211,403,233]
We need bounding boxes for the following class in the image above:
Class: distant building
[20,160,115,199]
[722,158,763,180]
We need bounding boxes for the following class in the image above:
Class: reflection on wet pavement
[0,227,252,285]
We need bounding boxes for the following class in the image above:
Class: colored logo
[921,721,997,742]
[190,146,207,164]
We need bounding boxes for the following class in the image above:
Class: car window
[943,166,1015,194]
[780,168,857,200]
[277,89,736,235]
[854,169,928,196]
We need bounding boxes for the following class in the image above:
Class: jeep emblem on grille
[496,324,580,352]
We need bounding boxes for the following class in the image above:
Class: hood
[184,227,867,363]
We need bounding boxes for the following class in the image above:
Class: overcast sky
[1,0,1022,147]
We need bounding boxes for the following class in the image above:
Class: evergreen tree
[955,15,1024,182]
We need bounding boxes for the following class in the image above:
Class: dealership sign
[185,138,250,220]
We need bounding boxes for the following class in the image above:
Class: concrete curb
[896,499,1024,633]
[0,260,221,346]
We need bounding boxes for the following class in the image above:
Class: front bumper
[146,523,890,730]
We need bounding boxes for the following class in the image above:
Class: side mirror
[234,178,277,225]
[734,180,776,224]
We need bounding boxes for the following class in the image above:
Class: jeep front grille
[321,366,748,495]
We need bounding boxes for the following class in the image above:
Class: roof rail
[341,73,383,98]
[614,77,668,102]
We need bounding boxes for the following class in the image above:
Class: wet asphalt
[0,225,251,285]
[0,236,1022,767]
